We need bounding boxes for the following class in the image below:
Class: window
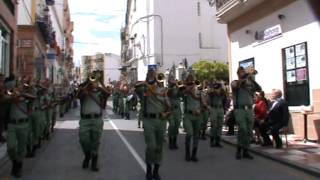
[197,2,201,16]
[282,42,310,106]
[0,27,10,76]
[239,58,255,70]
[198,33,202,48]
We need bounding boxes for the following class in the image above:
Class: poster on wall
[286,70,296,82]
[296,68,307,81]
[286,58,295,70]
[295,43,306,56]
[296,55,306,68]
[285,47,295,58]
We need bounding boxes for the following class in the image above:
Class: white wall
[17,0,33,25]
[154,0,228,69]
[104,53,121,83]
[230,0,320,105]
[127,0,228,81]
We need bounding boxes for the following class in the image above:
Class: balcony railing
[36,13,55,45]
[215,0,266,23]
[216,0,233,10]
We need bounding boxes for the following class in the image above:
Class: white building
[122,0,228,81]
[81,53,121,85]
[17,0,73,85]
[217,0,320,140]
[104,53,121,83]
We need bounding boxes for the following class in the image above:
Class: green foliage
[192,60,229,82]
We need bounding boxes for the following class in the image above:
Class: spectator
[253,91,268,144]
[260,89,289,148]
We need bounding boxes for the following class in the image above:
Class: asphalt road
[0,102,318,180]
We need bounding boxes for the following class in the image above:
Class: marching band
[0,66,260,179]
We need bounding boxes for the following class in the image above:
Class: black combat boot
[191,147,198,162]
[185,137,191,161]
[200,130,206,140]
[15,161,23,178]
[26,146,34,158]
[236,146,242,160]
[168,136,173,150]
[82,152,91,169]
[243,148,254,160]
[153,164,161,180]
[36,139,42,149]
[91,154,99,171]
[210,137,215,147]
[11,160,18,177]
[31,145,37,157]
[146,163,153,180]
[214,137,223,148]
[173,136,179,149]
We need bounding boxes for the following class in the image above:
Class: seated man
[260,89,289,148]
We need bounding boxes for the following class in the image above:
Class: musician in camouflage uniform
[135,69,171,180]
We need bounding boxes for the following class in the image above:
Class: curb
[222,137,320,177]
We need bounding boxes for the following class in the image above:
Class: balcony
[36,14,54,45]
[216,0,266,23]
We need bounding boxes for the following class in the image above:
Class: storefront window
[283,42,310,106]
[0,29,10,76]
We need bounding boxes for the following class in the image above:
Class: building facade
[17,0,74,84]
[81,53,121,85]
[81,53,104,82]
[0,0,18,77]
[104,53,121,83]
[217,0,320,140]
[122,0,228,82]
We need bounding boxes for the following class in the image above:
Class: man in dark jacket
[261,89,289,148]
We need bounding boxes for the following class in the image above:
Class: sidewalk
[222,132,320,177]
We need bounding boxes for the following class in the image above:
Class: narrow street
[0,101,317,180]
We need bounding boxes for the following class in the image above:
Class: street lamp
[129,14,164,66]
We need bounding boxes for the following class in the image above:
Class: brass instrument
[7,88,20,97]
[23,83,31,88]
[157,73,165,83]
[176,80,185,90]
[244,67,258,79]
[89,73,98,82]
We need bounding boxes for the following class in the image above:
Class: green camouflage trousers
[45,109,53,134]
[168,108,182,138]
[209,107,224,138]
[79,118,104,156]
[201,110,209,131]
[7,122,29,161]
[143,118,166,164]
[234,109,254,148]
[183,113,201,148]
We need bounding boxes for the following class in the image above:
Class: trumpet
[7,88,21,97]
[89,74,97,82]
[243,67,258,79]
[157,73,165,83]
[195,80,201,86]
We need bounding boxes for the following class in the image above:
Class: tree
[192,60,229,82]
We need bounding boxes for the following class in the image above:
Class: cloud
[69,0,126,66]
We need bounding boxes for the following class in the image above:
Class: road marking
[109,120,146,172]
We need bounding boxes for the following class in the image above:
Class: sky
[68,0,127,66]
